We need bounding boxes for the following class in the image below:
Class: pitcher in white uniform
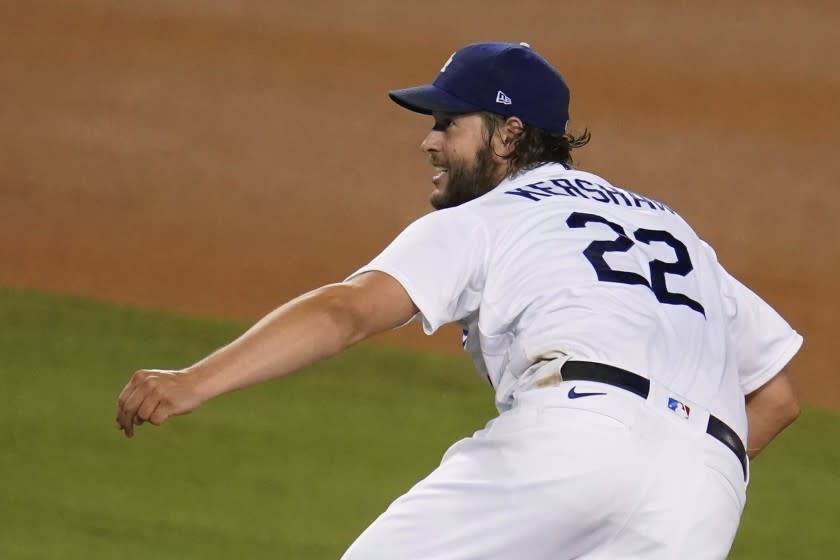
[116,42,803,559]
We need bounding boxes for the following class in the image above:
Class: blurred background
[1,0,837,403]
[1,1,838,558]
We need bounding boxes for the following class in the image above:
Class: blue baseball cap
[389,42,571,134]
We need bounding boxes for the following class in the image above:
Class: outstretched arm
[745,368,800,459]
[116,271,417,437]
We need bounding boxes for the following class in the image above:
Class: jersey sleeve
[346,208,490,334]
[720,267,803,394]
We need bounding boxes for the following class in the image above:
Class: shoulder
[396,204,491,249]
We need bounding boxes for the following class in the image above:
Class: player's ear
[496,117,524,155]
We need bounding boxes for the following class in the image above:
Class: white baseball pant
[341,378,746,559]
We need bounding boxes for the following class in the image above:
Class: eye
[432,117,453,132]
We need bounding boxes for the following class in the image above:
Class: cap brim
[389,84,480,115]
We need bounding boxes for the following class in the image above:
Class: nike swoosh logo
[568,386,607,399]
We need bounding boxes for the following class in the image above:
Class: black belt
[561,361,748,480]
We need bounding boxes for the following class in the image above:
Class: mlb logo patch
[667,397,691,419]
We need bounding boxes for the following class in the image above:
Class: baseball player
[116,42,803,559]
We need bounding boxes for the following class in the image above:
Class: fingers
[116,369,199,438]
[115,380,136,430]
[116,371,163,437]
[120,390,149,438]
[149,402,170,426]
[116,383,139,437]
[136,396,172,426]
[135,394,160,426]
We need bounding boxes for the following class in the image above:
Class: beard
[429,143,501,210]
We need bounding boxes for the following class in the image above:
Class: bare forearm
[185,284,368,400]
[745,370,800,459]
[116,272,416,438]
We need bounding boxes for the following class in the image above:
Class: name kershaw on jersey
[505,176,675,213]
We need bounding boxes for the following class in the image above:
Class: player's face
[421,113,506,210]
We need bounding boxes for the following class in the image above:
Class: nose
[421,130,442,155]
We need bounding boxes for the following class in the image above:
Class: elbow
[768,382,801,432]
[775,375,801,428]
[783,394,801,427]
[745,370,801,458]
[747,369,801,429]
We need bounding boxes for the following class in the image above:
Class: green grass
[731,406,840,559]
[1,288,837,559]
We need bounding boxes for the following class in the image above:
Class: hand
[116,369,206,438]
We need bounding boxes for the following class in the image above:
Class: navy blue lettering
[628,191,659,210]
[597,183,632,206]
[504,187,547,202]
[550,178,586,198]
[623,187,675,214]
[525,181,568,197]
[574,179,609,203]
[506,176,676,214]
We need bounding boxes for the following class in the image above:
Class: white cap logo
[496,90,512,105]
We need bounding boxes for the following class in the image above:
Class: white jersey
[350,163,802,442]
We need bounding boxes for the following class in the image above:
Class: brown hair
[480,112,591,176]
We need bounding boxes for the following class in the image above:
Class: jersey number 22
[567,212,705,316]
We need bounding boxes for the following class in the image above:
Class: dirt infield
[1,1,838,409]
